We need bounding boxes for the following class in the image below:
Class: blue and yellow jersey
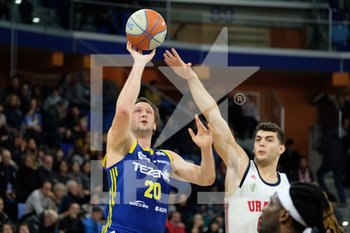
[102,140,172,233]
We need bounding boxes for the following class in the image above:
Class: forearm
[187,73,234,150]
[198,146,215,185]
[187,73,222,120]
[116,61,146,110]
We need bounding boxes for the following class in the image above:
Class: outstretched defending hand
[164,48,195,80]
[127,41,156,65]
[188,114,213,150]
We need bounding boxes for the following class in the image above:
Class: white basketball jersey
[225,160,290,233]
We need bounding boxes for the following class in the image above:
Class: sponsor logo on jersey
[133,162,170,182]
[129,200,149,209]
[155,206,167,213]
[249,183,258,192]
[155,160,170,165]
[247,200,269,212]
[156,151,166,156]
[151,160,170,165]
[138,152,150,162]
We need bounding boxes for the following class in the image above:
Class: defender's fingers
[171,48,181,59]
[165,50,176,60]
[164,53,176,67]
[195,114,207,131]
[188,128,195,139]
[164,58,172,67]
[163,52,171,61]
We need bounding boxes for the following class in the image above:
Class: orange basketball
[125,9,167,50]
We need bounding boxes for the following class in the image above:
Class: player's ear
[279,209,290,224]
[153,122,157,132]
[279,145,286,155]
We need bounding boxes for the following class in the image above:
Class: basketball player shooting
[101,42,215,233]
[164,48,290,233]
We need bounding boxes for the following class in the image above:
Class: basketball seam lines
[148,14,160,36]
[148,14,163,48]
[150,29,166,44]
[126,12,145,36]
[128,11,165,49]
[129,16,151,48]
[129,16,147,35]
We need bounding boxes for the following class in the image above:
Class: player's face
[131,102,156,135]
[254,130,285,165]
[258,192,282,233]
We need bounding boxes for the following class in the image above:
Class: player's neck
[132,130,152,148]
[280,224,300,233]
[255,160,278,183]
[136,137,152,149]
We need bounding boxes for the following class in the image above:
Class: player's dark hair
[289,182,329,232]
[256,122,285,145]
[136,97,160,125]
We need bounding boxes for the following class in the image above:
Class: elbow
[207,175,216,186]
[201,174,216,186]
[116,105,131,117]
[110,105,131,130]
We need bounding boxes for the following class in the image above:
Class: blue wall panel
[1,23,350,72]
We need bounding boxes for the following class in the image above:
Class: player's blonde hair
[289,182,345,233]
[321,192,345,233]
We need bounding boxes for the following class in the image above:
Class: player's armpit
[105,132,135,168]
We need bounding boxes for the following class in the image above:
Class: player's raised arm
[167,115,215,186]
[164,49,248,173]
[106,42,155,167]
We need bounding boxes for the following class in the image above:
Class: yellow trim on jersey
[160,150,172,162]
[102,155,107,168]
[109,170,115,206]
[142,147,154,155]
[102,167,118,232]
[114,167,118,205]
[129,139,137,153]
[112,168,118,205]
[102,139,137,169]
